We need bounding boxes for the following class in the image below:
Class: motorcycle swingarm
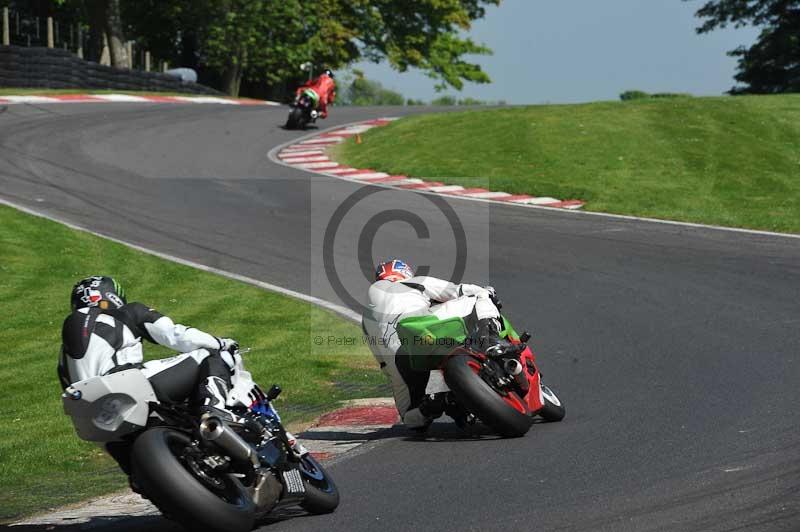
[475,358,514,396]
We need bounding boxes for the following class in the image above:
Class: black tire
[537,384,565,422]
[285,108,299,129]
[444,354,533,438]
[298,454,339,514]
[286,107,307,130]
[131,428,255,532]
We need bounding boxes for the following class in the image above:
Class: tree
[200,0,317,96]
[120,1,190,68]
[431,94,457,105]
[687,0,800,93]
[78,0,127,67]
[11,0,127,66]
[125,0,352,96]
[124,0,500,97]
[341,70,405,105]
[458,96,488,105]
[342,0,499,91]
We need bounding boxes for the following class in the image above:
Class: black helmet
[71,276,127,310]
[323,69,334,79]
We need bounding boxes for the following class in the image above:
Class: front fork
[285,431,310,457]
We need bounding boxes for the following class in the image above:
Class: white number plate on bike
[282,468,306,495]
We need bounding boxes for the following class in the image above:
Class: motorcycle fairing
[62,368,157,442]
[518,346,545,412]
[396,312,548,411]
[301,88,319,108]
[396,315,469,371]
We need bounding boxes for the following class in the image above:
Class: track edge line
[0,197,360,322]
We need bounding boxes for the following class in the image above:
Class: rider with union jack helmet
[362,259,502,429]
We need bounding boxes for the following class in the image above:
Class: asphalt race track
[2,102,799,532]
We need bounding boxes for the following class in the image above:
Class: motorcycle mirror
[266,384,282,401]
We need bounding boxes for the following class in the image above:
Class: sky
[353,0,762,104]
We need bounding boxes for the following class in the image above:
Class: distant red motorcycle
[398,314,565,437]
[286,70,336,130]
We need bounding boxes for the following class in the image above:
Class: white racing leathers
[58,302,236,413]
[362,276,500,428]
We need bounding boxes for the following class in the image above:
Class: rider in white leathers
[362,259,503,429]
[59,276,241,424]
[60,276,305,481]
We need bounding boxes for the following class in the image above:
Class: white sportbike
[63,352,338,532]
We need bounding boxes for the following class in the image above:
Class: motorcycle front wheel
[444,354,533,438]
[131,428,256,532]
[298,453,340,514]
[537,383,566,422]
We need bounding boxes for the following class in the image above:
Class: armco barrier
[0,45,219,94]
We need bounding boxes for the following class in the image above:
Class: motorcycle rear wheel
[286,107,306,130]
[131,428,256,532]
[444,354,533,438]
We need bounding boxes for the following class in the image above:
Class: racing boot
[474,317,503,354]
[420,392,447,419]
[443,392,470,429]
[407,393,447,433]
[196,376,240,423]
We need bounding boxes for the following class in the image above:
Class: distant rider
[295,68,336,119]
[59,276,243,431]
[361,259,503,430]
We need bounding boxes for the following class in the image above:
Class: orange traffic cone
[356,133,362,144]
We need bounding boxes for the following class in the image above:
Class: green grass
[0,205,384,521]
[334,94,800,233]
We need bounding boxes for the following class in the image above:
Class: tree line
[4,1,794,99]
[0,0,499,98]
[687,0,800,94]
[338,69,504,106]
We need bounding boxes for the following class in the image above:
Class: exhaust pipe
[199,416,260,468]
[503,358,523,376]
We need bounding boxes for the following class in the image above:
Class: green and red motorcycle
[396,314,565,438]
[285,89,319,130]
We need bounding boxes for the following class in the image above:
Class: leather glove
[485,286,502,309]
[219,337,239,355]
[218,338,241,372]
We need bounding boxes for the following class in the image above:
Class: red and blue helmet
[375,259,414,282]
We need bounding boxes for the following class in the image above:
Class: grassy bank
[0,205,383,520]
[334,94,800,233]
